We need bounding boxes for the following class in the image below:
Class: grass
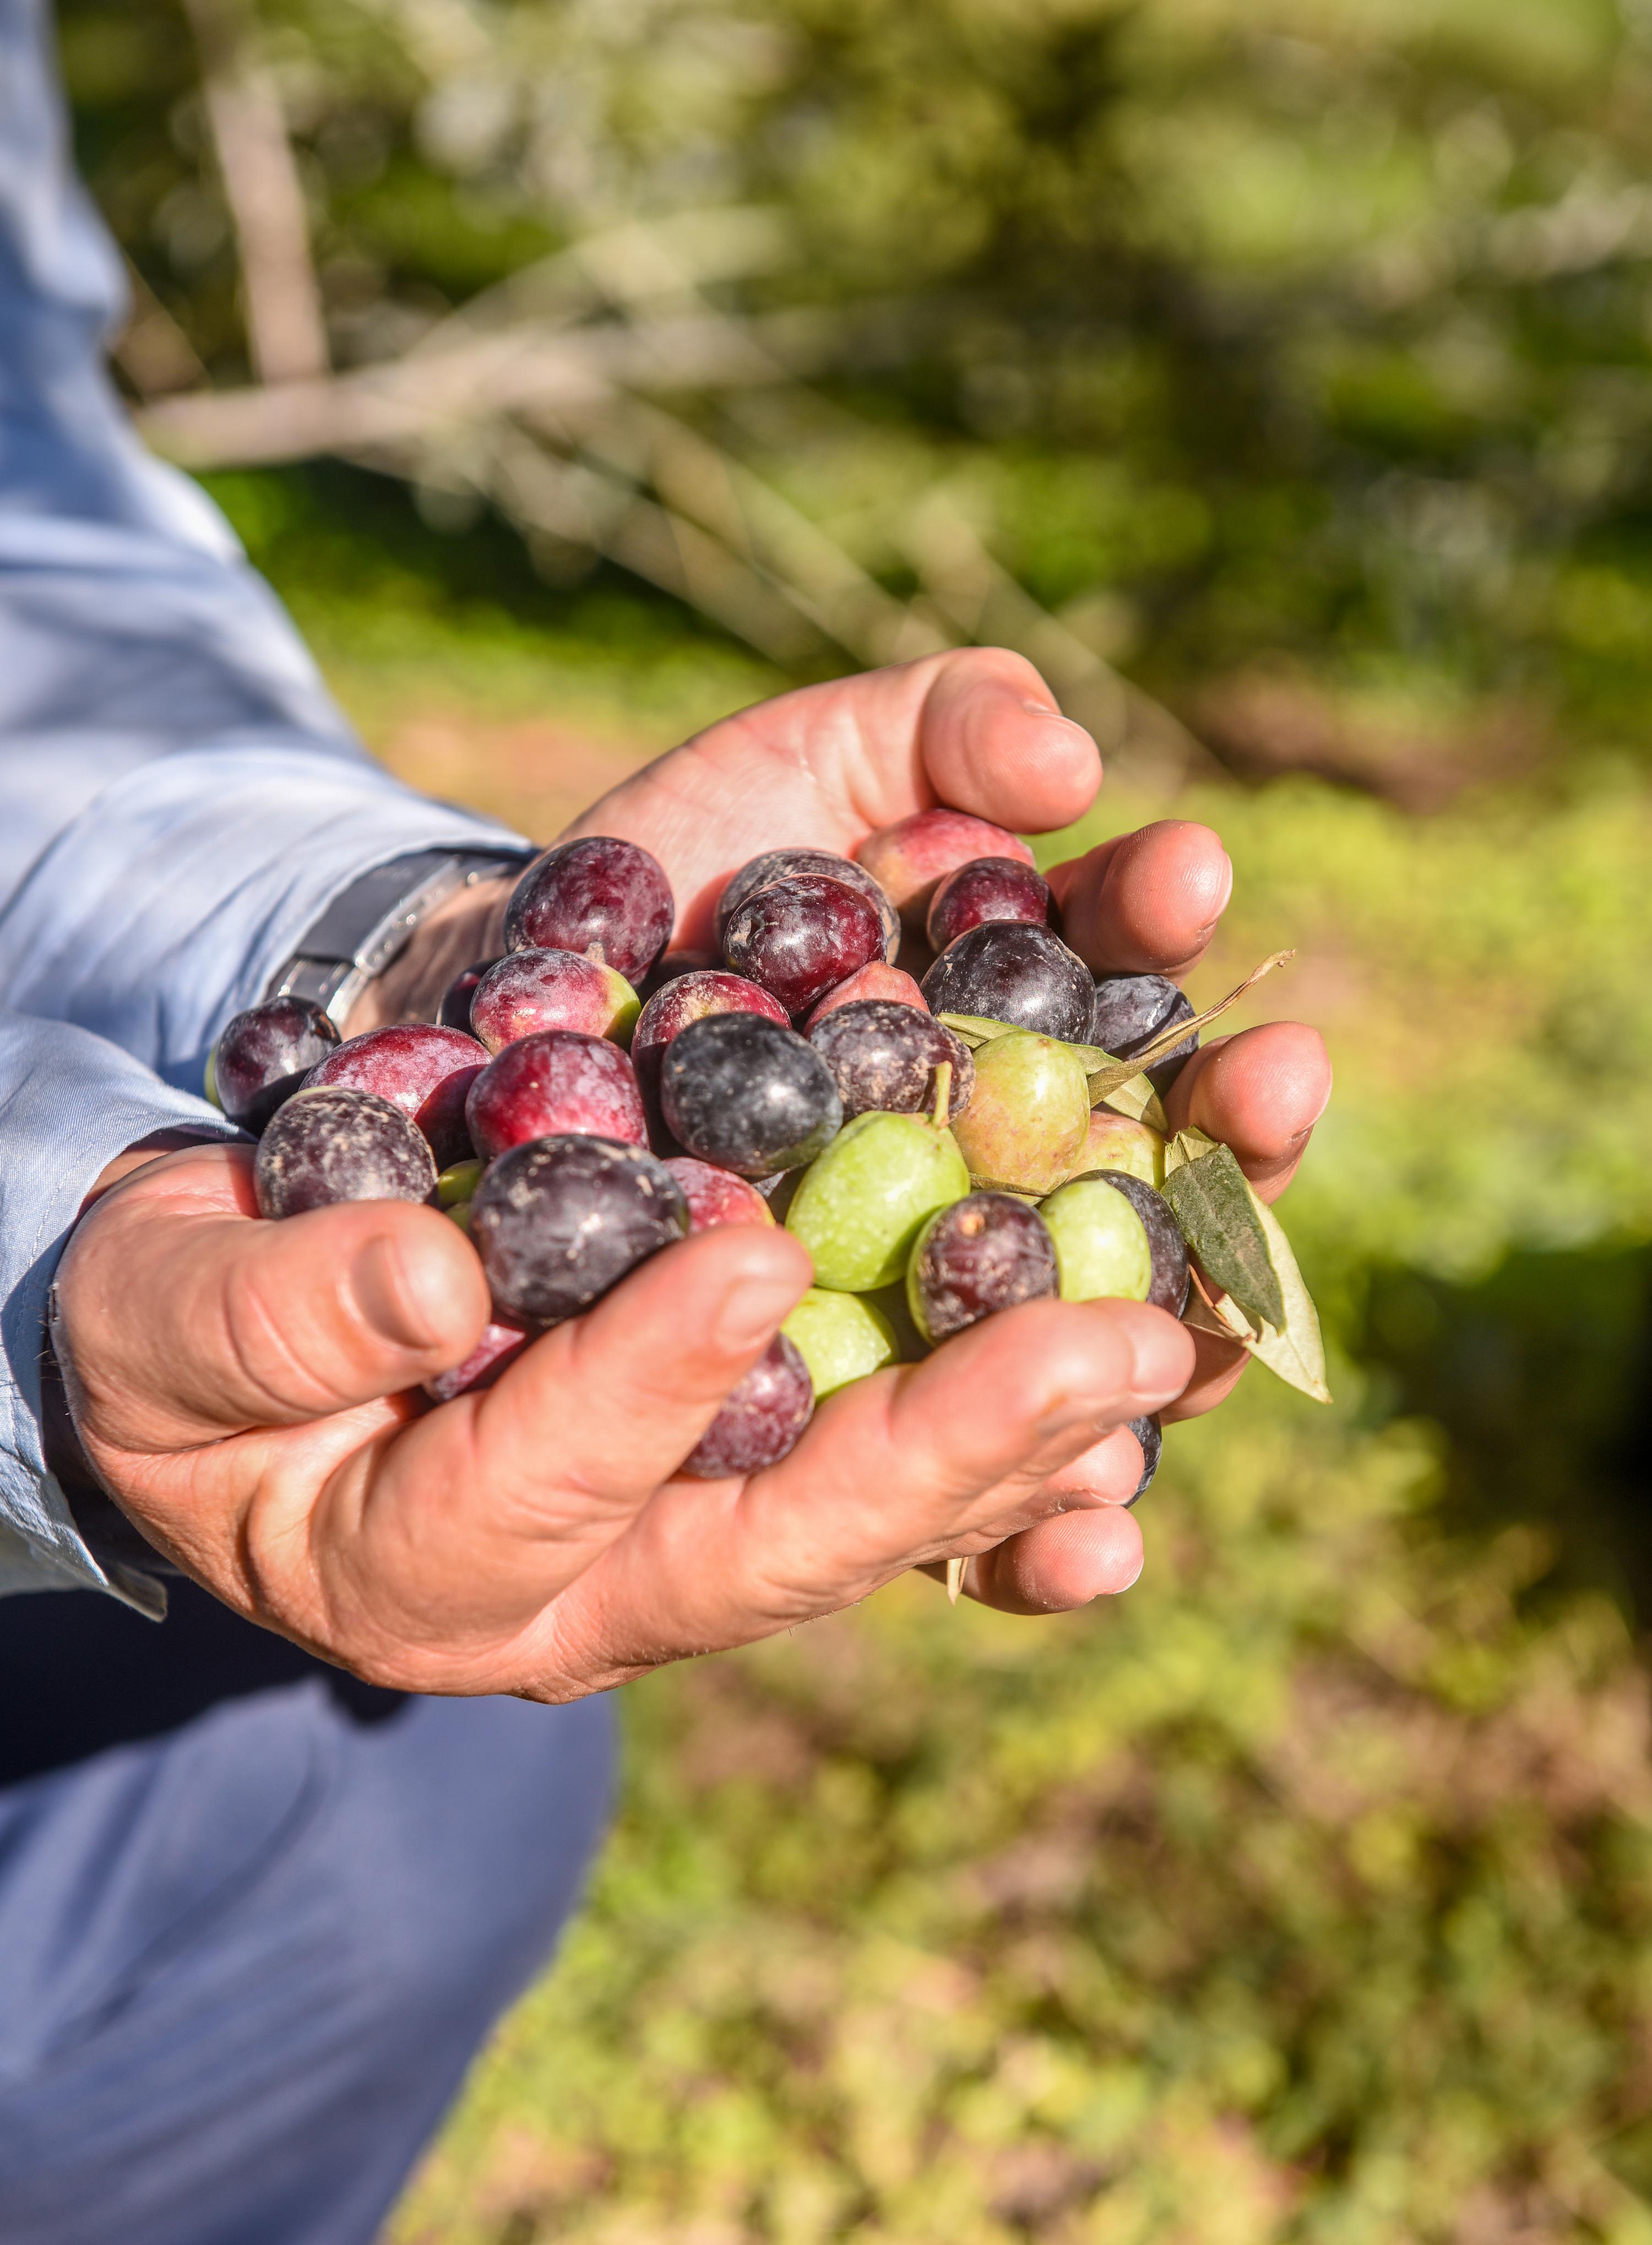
[230,483,1652,2241]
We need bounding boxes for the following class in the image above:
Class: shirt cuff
[0,745,530,1095]
[0,1016,241,1614]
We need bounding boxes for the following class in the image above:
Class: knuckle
[216,1258,357,1420]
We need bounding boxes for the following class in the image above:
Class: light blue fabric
[0,0,530,1602]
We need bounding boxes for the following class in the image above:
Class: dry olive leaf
[939,949,1293,1103]
[1082,950,1295,1101]
[1183,1272,1257,1342]
[1167,1132,1330,1404]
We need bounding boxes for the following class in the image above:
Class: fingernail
[1117,1551,1145,1593]
[1022,695,1059,717]
[350,1233,443,1352]
[1128,1318,1193,1415]
[716,1274,802,1352]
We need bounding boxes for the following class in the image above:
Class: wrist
[84,1127,233,1209]
[342,874,515,1037]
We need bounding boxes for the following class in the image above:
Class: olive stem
[931,1059,953,1131]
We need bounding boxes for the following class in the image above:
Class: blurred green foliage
[60,0,1652,755]
[400,1411,1652,2243]
[198,460,781,737]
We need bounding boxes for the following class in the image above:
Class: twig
[179,0,328,385]
[134,310,836,469]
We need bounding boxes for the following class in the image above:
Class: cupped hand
[559,648,1331,1602]
[53,1143,1193,1694]
[62,648,1329,1666]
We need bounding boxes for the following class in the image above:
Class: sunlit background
[63,1,1652,2236]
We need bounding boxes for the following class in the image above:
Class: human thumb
[55,1144,488,1453]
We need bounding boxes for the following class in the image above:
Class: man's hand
[563,649,1330,1443]
[55,1142,1192,1690]
[53,649,1329,1688]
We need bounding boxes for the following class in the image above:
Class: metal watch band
[264,847,535,1028]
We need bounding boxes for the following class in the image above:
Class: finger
[911,1418,1146,1606]
[305,1225,815,1662]
[1026,1421,1149,1506]
[963,1505,1145,1614]
[1046,820,1232,976]
[1165,1023,1332,1200]
[1162,1330,1249,1424]
[561,649,1102,947]
[906,1420,1146,1580]
[55,1145,490,1453]
[910,648,1102,834]
[514,1297,1195,1692]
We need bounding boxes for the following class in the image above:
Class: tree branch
[180,0,328,385]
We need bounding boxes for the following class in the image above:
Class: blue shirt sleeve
[0,0,529,1090]
[0,0,537,1598]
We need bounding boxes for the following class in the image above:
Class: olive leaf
[1162,1141,1287,1331]
[1082,950,1295,1100]
[935,1013,1015,1050]
[1251,1194,1329,1398]
[1161,1123,1221,1176]
[1169,1139,1330,1404]
[943,950,1292,1098]
[1095,1073,1170,1133]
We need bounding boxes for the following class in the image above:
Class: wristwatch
[263,846,536,1027]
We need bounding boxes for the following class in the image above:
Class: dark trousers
[0,1581,616,2244]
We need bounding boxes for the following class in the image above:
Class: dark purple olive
[680,1334,813,1477]
[213,996,340,1133]
[807,999,974,1120]
[503,836,675,983]
[253,1086,438,1218]
[464,1031,647,1160]
[925,857,1054,952]
[905,1192,1059,1344]
[660,1012,843,1179]
[715,847,900,962]
[1124,1415,1162,1504]
[721,875,886,1019]
[920,923,1095,1043]
[1090,973,1199,1092]
[303,1023,486,1167]
[469,1134,688,1325]
[438,959,501,1034]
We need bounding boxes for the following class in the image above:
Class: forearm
[0,0,530,1073]
[0,746,528,1089]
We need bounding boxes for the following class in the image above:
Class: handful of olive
[211,811,1326,1525]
